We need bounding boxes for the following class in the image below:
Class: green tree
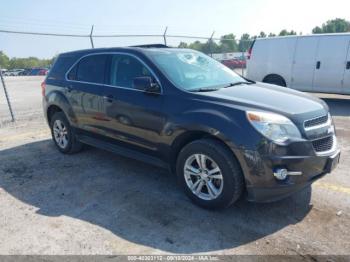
[204,39,221,54]
[279,30,297,36]
[0,51,54,70]
[188,40,206,52]
[178,42,188,48]
[312,18,350,34]
[220,34,238,52]
[258,31,267,38]
[0,51,10,69]
[238,33,252,52]
[312,26,323,34]
[268,33,276,37]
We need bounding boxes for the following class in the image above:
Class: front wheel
[176,139,244,209]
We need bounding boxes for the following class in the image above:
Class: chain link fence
[0,29,252,123]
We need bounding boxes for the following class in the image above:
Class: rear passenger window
[76,55,107,84]
[109,54,152,88]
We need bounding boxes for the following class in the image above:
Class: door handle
[316,61,321,69]
[346,61,350,70]
[103,94,114,103]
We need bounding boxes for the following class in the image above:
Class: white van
[246,33,350,95]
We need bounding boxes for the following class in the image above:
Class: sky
[0,0,349,58]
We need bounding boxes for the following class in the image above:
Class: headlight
[246,111,301,143]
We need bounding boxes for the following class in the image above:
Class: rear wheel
[50,112,83,154]
[176,139,244,209]
[263,74,286,87]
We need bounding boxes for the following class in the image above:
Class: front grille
[312,136,334,152]
[304,115,328,129]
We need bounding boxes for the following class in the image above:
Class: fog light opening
[273,168,288,180]
[273,168,303,180]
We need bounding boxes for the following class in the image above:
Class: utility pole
[163,26,168,46]
[209,31,215,57]
[0,67,15,122]
[90,25,94,48]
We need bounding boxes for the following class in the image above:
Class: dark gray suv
[42,45,340,209]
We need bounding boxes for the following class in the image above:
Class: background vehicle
[38,69,48,75]
[29,68,48,76]
[246,33,350,95]
[18,69,32,76]
[43,46,339,209]
[3,69,24,76]
[221,58,246,69]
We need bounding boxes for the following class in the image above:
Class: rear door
[66,54,108,134]
[291,36,319,91]
[312,35,350,93]
[341,40,350,95]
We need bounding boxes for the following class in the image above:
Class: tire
[50,112,83,154]
[176,138,244,209]
[263,75,286,87]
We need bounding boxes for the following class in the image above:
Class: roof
[255,32,350,41]
[59,44,171,57]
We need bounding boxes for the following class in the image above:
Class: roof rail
[131,44,169,48]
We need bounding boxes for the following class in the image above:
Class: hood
[196,82,328,122]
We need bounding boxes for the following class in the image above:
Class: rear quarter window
[48,55,77,81]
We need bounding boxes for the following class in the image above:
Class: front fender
[167,107,258,151]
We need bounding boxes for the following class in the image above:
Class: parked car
[246,33,350,95]
[38,69,48,75]
[221,58,246,69]
[18,69,32,76]
[237,58,246,68]
[3,69,24,76]
[29,68,48,76]
[221,59,239,69]
[43,45,340,209]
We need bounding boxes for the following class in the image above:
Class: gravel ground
[0,76,349,256]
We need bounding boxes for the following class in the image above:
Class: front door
[102,53,165,155]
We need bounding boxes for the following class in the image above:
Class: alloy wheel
[183,154,224,200]
[53,119,69,149]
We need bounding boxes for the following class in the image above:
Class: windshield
[145,49,246,91]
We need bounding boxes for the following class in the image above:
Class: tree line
[0,51,54,70]
[1,18,350,69]
[178,18,350,53]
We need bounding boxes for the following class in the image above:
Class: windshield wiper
[189,87,221,92]
[189,80,255,92]
[222,81,253,88]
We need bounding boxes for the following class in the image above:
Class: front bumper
[238,147,340,203]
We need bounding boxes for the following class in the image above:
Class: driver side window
[109,54,152,89]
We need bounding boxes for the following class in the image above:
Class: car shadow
[0,139,312,253]
[321,97,350,117]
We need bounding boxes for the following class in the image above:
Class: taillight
[41,81,46,96]
[247,40,256,60]
[247,47,252,60]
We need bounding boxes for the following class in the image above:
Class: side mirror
[132,76,160,93]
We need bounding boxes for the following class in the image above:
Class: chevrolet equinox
[42,45,340,209]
